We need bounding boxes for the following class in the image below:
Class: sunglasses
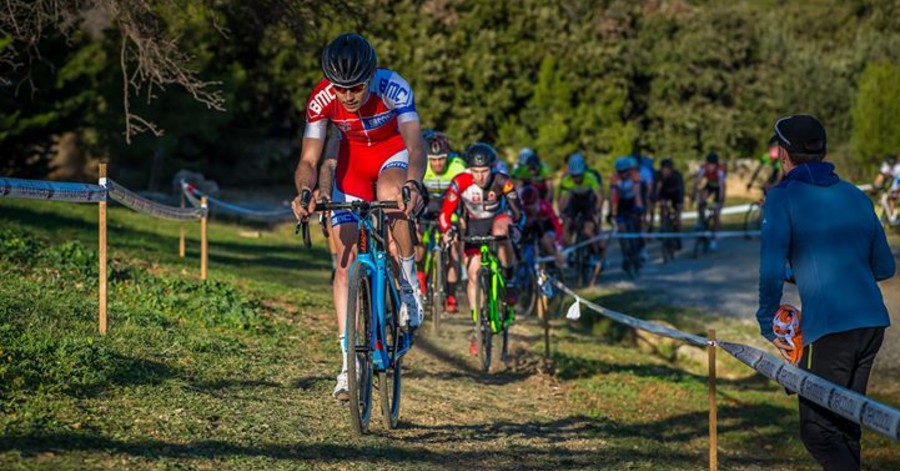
[332,81,368,94]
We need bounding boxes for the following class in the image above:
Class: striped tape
[0,177,106,203]
[181,181,294,221]
[719,341,900,441]
[107,179,204,221]
[548,278,900,442]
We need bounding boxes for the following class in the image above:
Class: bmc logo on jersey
[379,79,410,105]
[362,110,396,130]
[308,87,335,115]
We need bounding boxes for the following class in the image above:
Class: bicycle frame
[474,240,510,334]
[347,211,411,371]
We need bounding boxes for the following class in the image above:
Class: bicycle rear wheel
[474,269,493,373]
[379,271,401,430]
[345,265,374,435]
[514,263,536,318]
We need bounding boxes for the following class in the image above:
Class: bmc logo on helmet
[379,79,410,106]
[308,87,336,115]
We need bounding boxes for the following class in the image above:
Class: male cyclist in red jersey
[520,185,565,267]
[291,33,427,401]
[691,151,727,251]
[439,143,524,353]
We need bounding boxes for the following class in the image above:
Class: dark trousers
[798,327,885,471]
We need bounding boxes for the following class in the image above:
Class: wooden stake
[200,196,208,280]
[98,163,108,335]
[179,192,186,258]
[708,328,718,471]
[538,294,550,360]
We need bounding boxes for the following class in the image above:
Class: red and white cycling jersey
[439,171,522,232]
[697,163,727,187]
[303,68,419,209]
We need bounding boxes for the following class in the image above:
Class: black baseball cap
[772,115,827,154]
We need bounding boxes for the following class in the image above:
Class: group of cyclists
[290,33,786,400]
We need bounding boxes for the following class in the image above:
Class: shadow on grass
[0,407,803,469]
[411,335,532,386]
[551,351,773,392]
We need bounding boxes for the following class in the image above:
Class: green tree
[851,61,900,170]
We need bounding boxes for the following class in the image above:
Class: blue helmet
[518,148,540,168]
[614,156,638,172]
[567,152,587,176]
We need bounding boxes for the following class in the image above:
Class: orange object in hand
[773,304,802,364]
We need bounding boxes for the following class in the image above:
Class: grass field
[1,197,898,470]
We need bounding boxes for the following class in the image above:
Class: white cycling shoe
[333,371,349,401]
[399,285,424,330]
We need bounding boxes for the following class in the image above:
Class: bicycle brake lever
[401,185,411,210]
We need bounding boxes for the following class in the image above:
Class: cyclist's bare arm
[747,162,762,189]
[292,137,325,218]
[317,125,339,200]
[399,120,426,182]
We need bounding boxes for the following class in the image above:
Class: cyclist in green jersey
[417,130,467,312]
[512,148,554,203]
[747,136,782,195]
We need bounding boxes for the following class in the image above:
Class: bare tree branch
[1,0,225,142]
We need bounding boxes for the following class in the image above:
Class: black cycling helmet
[705,151,720,164]
[466,142,498,168]
[660,158,674,168]
[321,33,378,87]
[425,130,451,158]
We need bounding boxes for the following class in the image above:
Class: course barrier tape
[550,278,708,347]
[682,203,753,221]
[107,179,205,221]
[719,341,900,441]
[181,181,294,221]
[547,276,900,442]
[0,177,106,203]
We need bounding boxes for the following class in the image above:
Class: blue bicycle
[299,192,413,434]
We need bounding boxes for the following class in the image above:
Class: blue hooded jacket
[757,162,895,345]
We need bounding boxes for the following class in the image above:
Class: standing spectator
[757,114,895,471]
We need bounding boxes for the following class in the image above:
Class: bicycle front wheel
[379,264,402,430]
[345,264,374,435]
[474,269,493,373]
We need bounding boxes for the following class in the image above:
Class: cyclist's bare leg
[331,221,360,338]
[492,217,514,271]
[378,167,424,325]
[378,168,414,258]
[447,240,460,284]
[465,253,481,309]
[712,200,723,234]
[698,190,710,227]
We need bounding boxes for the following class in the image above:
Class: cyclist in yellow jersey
[417,130,467,312]
[559,152,604,256]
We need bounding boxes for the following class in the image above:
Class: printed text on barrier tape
[0,177,106,203]
[108,180,204,221]
[542,257,900,441]
[719,341,900,441]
